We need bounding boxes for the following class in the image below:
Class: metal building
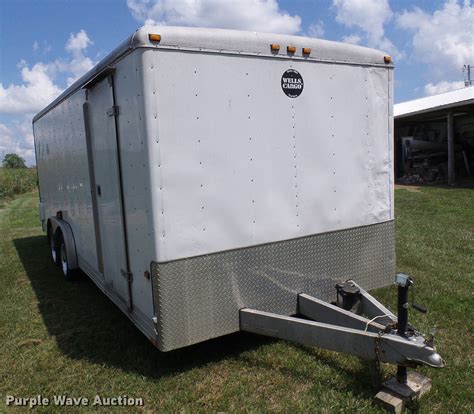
[394,86,474,185]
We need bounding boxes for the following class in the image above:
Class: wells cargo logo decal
[281,69,304,98]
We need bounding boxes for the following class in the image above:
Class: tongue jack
[395,273,412,383]
[395,273,431,383]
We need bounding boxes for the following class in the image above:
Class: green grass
[0,188,473,413]
[0,168,37,204]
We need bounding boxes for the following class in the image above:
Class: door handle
[97,185,102,196]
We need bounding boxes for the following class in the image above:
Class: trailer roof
[33,26,391,122]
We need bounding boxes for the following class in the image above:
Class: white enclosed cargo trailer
[33,26,398,352]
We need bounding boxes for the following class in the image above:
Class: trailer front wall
[142,49,394,350]
[143,49,394,263]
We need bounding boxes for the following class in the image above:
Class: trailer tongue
[240,275,444,395]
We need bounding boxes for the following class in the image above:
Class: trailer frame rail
[240,281,444,369]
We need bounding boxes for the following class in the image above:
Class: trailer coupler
[240,277,444,371]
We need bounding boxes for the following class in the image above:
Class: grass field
[0,188,473,413]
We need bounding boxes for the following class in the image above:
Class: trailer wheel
[48,226,60,267]
[59,233,79,280]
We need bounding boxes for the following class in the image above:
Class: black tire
[59,233,79,280]
[48,226,60,267]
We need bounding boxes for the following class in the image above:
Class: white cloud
[127,0,301,34]
[333,0,402,58]
[66,54,94,86]
[65,30,95,85]
[66,30,93,54]
[342,34,361,45]
[333,0,391,43]
[424,80,466,96]
[1,30,96,166]
[307,21,325,38]
[0,117,35,165]
[32,40,53,54]
[0,62,62,114]
[397,0,474,80]
[0,30,95,114]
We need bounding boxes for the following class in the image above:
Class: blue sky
[1,0,473,165]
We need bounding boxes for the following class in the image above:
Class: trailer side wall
[34,90,99,270]
[34,52,157,338]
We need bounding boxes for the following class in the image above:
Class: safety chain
[374,322,397,383]
[375,331,383,373]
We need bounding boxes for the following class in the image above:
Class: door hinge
[107,105,119,117]
[121,269,133,282]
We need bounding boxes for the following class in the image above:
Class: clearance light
[384,55,392,64]
[270,44,280,52]
[149,34,161,42]
[287,45,296,53]
[302,47,311,56]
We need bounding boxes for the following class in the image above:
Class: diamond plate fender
[151,221,395,351]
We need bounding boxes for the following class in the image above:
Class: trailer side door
[85,76,131,309]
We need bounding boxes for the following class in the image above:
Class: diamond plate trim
[151,221,395,351]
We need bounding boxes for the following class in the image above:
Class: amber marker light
[302,47,311,56]
[270,44,280,52]
[149,34,161,42]
[384,55,392,64]
[287,45,296,53]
